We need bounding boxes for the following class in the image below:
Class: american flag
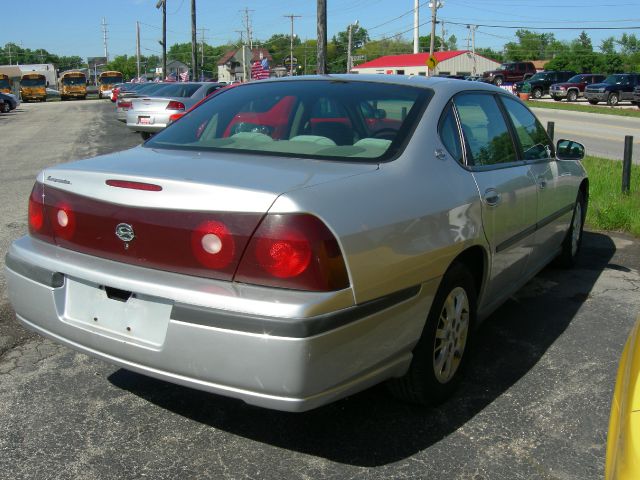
[179,71,189,82]
[251,57,270,80]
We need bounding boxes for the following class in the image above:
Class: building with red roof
[352,50,501,77]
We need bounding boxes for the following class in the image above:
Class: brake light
[168,112,184,123]
[28,182,54,242]
[166,101,185,111]
[235,214,349,291]
[106,179,162,191]
[118,100,132,109]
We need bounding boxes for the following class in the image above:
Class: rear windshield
[151,83,201,98]
[145,80,431,162]
[21,78,45,86]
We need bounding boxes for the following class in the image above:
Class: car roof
[243,74,505,97]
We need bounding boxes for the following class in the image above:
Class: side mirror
[556,139,585,160]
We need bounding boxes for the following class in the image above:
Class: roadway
[1,100,640,479]
[531,105,640,163]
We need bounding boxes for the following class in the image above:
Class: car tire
[98,92,102,99]
[492,76,503,86]
[588,99,599,105]
[607,93,619,106]
[532,87,543,99]
[567,90,578,102]
[387,261,476,406]
[140,132,153,140]
[1,103,9,113]
[556,190,586,268]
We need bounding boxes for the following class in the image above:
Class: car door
[452,92,538,307]
[499,95,572,272]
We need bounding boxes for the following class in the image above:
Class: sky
[1,0,639,61]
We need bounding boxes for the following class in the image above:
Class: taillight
[191,220,236,269]
[28,182,54,242]
[50,201,76,240]
[168,112,184,123]
[235,214,349,291]
[118,100,132,109]
[166,100,185,111]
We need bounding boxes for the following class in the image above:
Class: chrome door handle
[537,175,547,189]
[483,189,501,206]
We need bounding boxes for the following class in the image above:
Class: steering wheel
[371,128,397,141]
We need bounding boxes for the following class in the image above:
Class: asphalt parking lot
[1,100,640,479]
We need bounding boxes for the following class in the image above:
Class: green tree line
[2,30,639,79]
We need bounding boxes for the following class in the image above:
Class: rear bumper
[5,236,436,411]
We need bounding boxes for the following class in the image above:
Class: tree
[475,47,503,63]
[446,34,458,51]
[617,33,640,55]
[600,37,616,54]
[504,30,556,60]
[419,35,442,52]
[329,25,369,73]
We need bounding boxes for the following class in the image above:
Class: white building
[352,50,500,77]
[13,63,58,87]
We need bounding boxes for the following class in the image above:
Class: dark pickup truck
[481,62,536,86]
[584,73,640,106]
[513,70,576,99]
[549,73,607,102]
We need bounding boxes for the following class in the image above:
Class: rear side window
[454,93,517,166]
[501,96,552,161]
[438,103,463,164]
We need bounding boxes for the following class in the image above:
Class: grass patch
[582,156,640,236]
[529,100,640,118]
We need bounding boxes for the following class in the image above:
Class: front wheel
[493,76,503,86]
[532,87,543,99]
[1,102,9,113]
[607,93,619,106]
[567,90,578,102]
[387,262,476,406]
[556,191,586,268]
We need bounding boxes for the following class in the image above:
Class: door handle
[537,175,547,189]
[483,188,501,206]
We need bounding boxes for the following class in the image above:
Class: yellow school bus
[98,70,123,98]
[0,74,12,94]
[20,73,47,102]
[59,71,87,100]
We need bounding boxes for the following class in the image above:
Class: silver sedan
[5,75,588,412]
[126,82,224,139]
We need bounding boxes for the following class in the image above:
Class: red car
[549,74,606,102]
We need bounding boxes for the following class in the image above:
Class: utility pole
[317,0,327,74]
[136,21,141,79]
[413,0,419,54]
[156,0,167,80]
[200,28,208,80]
[236,30,247,82]
[284,14,301,76]
[347,21,359,73]
[428,0,442,75]
[440,20,446,51]
[242,8,254,50]
[7,44,11,65]
[102,18,109,61]
[191,0,197,81]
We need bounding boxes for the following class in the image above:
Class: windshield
[21,78,45,87]
[63,76,86,85]
[101,76,123,85]
[527,73,549,81]
[566,75,584,83]
[150,83,202,97]
[145,80,431,162]
[604,75,626,84]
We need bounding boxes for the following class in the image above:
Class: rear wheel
[556,191,585,268]
[607,92,619,106]
[1,102,9,113]
[388,262,476,406]
[532,87,543,99]
[567,90,578,102]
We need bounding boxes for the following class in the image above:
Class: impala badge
[115,223,135,248]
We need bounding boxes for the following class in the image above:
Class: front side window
[501,96,552,161]
[454,93,517,166]
[146,80,431,161]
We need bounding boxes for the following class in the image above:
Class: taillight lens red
[166,101,185,111]
[28,183,49,239]
[118,100,132,109]
[235,214,349,291]
[191,220,236,269]
[50,201,76,240]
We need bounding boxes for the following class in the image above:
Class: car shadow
[109,230,615,467]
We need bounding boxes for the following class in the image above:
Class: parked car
[481,62,536,86]
[584,73,640,106]
[5,75,588,412]
[632,85,640,108]
[126,82,225,139]
[550,73,607,102]
[115,83,169,122]
[513,70,576,99]
[605,314,640,480]
[0,92,19,111]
